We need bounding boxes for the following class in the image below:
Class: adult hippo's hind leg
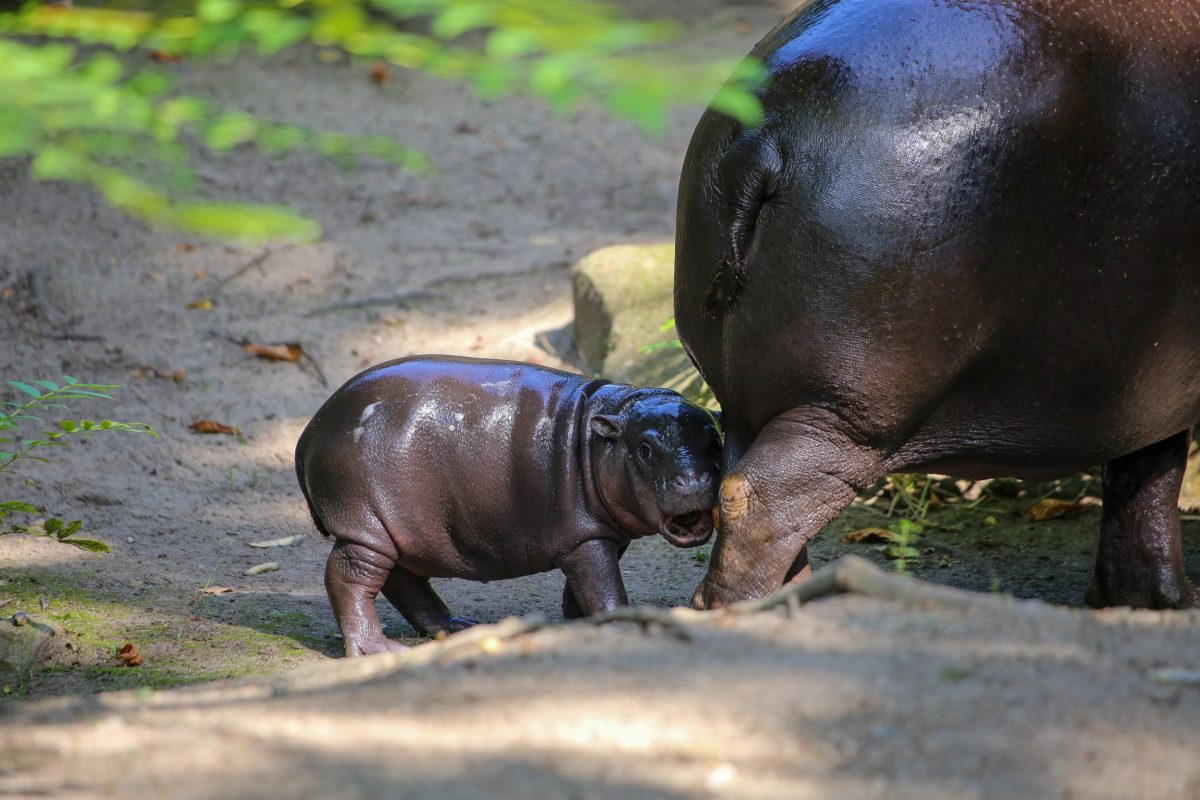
[382,566,477,636]
[692,409,884,609]
[325,541,409,657]
[1086,430,1199,609]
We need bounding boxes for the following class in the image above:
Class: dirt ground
[1,1,1199,796]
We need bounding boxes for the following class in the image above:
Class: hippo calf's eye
[637,442,653,461]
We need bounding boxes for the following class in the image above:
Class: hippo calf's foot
[1086,431,1200,610]
[382,565,480,636]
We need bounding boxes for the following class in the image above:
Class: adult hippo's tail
[700,132,784,320]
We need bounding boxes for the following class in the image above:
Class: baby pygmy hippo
[295,355,722,656]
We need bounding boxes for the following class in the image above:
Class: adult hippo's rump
[676,0,1200,609]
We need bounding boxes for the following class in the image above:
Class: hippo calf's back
[296,357,598,578]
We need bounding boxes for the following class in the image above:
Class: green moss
[0,567,332,701]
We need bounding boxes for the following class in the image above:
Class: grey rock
[571,243,711,403]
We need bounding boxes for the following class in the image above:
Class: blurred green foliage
[0,0,766,242]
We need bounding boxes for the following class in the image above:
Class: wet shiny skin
[676,0,1200,609]
[296,356,721,655]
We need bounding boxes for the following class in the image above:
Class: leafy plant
[641,317,717,409]
[1,377,158,552]
[0,0,766,241]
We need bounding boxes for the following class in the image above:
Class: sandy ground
[1,1,1199,796]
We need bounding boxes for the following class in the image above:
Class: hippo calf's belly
[674,0,1200,609]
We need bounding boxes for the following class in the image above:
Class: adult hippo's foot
[1086,430,1200,609]
[691,411,883,609]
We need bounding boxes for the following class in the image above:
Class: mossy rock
[571,243,710,403]
[0,613,61,687]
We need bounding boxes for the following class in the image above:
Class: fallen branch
[303,289,442,317]
[583,606,700,640]
[212,246,290,294]
[728,555,1033,616]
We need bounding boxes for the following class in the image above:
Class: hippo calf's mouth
[660,509,715,548]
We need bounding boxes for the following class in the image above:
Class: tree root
[727,554,1030,616]
[303,289,442,317]
[213,246,291,294]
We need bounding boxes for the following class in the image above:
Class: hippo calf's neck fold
[295,356,721,656]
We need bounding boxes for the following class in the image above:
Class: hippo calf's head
[589,391,722,547]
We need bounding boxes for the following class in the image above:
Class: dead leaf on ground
[177,242,195,252]
[115,643,143,667]
[242,342,304,362]
[151,51,182,63]
[1019,497,1096,522]
[200,585,234,595]
[369,61,392,84]
[190,419,242,435]
[248,535,299,549]
[185,298,214,310]
[844,527,900,545]
[243,562,279,576]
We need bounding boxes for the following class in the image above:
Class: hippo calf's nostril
[674,475,690,490]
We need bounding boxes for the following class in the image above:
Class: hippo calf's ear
[590,415,622,440]
[711,409,724,432]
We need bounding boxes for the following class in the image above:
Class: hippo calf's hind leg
[325,541,409,657]
[692,410,884,609]
[382,566,477,636]
[1086,430,1199,609]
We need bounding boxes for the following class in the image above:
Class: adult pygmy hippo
[676,0,1200,609]
[296,356,721,656]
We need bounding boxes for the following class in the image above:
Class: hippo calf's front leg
[693,411,883,609]
[560,538,629,616]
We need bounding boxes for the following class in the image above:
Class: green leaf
[78,52,124,85]
[0,452,15,460]
[59,420,76,432]
[35,380,58,391]
[0,109,40,159]
[708,86,764,129]
[0,502,37,514]
[198,0,242,24]
[61,538,111,553]
[7,381,43,399]
[204,112,258,151]
[30,146,87,181]
[63,376,78,385]
[165,202,321,244]
[431,5,494,39]
[52,390,114,400]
